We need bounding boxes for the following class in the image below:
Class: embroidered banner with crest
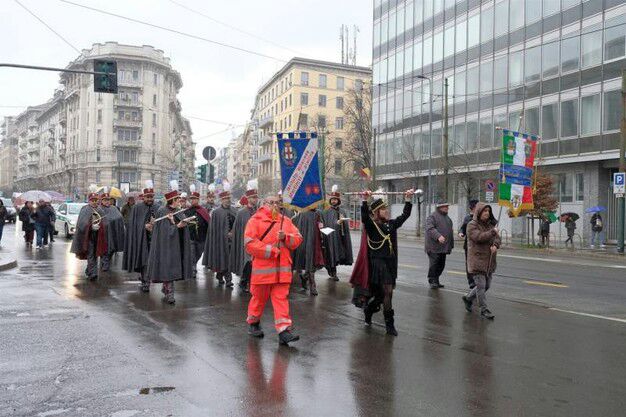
[277,132,324,211]
[498,129,538,217]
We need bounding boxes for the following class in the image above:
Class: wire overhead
[58,0,287,62]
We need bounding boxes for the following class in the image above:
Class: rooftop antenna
[339,25,345,64]
[353,25,360,65]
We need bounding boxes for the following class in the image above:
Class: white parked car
[55,202,87,238]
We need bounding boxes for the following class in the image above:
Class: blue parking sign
[613,172,625,194]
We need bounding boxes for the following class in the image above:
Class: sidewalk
[0,225,18,271]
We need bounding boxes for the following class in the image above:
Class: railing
[499,229,510,247]
[118,79,143,88]
[114,97,142,107]
[112,140,141,148]
[258,134,273,145]
[113,119,142,128]
[259,115,273,128]
[258,153,273,163]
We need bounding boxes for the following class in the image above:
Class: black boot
[364,300,380,325]
[248,322,264,338]
[300,273,308,291]
[384,309,398,336]
[279,330,300,346]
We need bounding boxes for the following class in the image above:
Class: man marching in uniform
[322,185,353,281]
[184,184,210,278]
[70,187,107,280]
[292,206,325,296]
[230,180,259,292]
[245,192,303,345]
[204,184,217,213]
[123,181,160,292]
[99,189,125,273]
[145,181,194,304]
[350,189,413,336]
[203,185,237,287]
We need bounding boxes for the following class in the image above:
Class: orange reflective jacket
[244,206,302,285]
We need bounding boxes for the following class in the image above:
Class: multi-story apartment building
[252,57,371,193]
[231,122,259,194]
[373,0,625,240]
[9,42,195,198]
[0,116,17,194]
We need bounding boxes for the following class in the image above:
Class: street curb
[0,257,17,271]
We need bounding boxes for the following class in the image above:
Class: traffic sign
[613,172,625,195]
[202,146,216,161]
[485,179,496,192]
[486,191,495,203]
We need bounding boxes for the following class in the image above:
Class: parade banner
[277,132,324,211]
[498,129,538,217]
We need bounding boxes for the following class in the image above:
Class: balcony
[27,133,39,142]
[59,113,67,125]
[113,140,141,148]
[46,137,55,148]
[118,79,143,88]
[258,153,273,163]
[114,97,142,108]
[259,115,274,128]
[27,144,40,154]
[58,129,67,142]
[113,118,142,128]
[258,134,273,145]
[27,158,38,167]
[116,160,137,168]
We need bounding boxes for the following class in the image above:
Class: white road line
[497,254,626,269]
[549,308,626,324]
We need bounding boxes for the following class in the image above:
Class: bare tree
[343,85,372,181]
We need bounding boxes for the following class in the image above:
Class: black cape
[70,205,106,260]
[321,206,354,268]
[185,205,210,242]
[292,210,325,272]
[122,201,160,273]
[101,205,126,253]
[145,205,194,283]
[228,206,255,276]
[202,205,237,272]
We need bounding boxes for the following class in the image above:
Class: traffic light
[208,164,215,184]
[195,164,207,183]
[93,60,117,94]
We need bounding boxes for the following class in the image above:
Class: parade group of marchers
[20,179,502,346]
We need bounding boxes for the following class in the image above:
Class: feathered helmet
[99,186,110,200]
[329,184,341,202]
[189,184,200,199]
[164,180,180,202]
[218,180,231,200]
[245,179,258,198]
[207,183,216,198]
[143,180,155,197]
[88,184,99,201]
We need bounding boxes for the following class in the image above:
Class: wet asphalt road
[1,223,626,417]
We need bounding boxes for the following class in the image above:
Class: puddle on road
[139,386,175,395]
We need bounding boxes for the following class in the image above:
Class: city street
[1,224,625,417]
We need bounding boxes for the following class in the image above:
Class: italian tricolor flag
[498,130,538,216]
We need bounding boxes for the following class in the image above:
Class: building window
[319,74,327,88]
[117,149,137,163]
[289,94,292,106]
[525,46,541,84]
[561,36,579,73]
[119,171,137,183]
[467,14,480,48]
[335,138,343,150]
[152,133,156,146]
[299,114,308,128]
[544,0,560,16]
[510,0,524,31]
[525,0,541,24]
[96,170,101,183]
[334,159,342,175]
[581,25,603,68]
[355,79,363,91]
[301,71,309,86]
[561,98,578,138]
[152,113,157,127]
[604,90,622,131]
[153,73,158,85]
[132,70,139,81]
[558,173,574,203]
[288,114,291,127]
[317,115,326,128]
[480,6,494,43]
[605,15,626,61]
[509,51,523,87]
[131,111,139,121]
[576,173,584,201]
[581,94,601,136]
[153,94,157,106]
[335,117,344,130]
[96,148,101,162]
[542,103,559,140]
[319,95,327,107]
[97,109,102,124]
[336,97,344,109]
[336,76,345,91]
[132,92,139,103]
[96,129,102,144]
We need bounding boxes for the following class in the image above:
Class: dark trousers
[240,261,252,287]
[47,223,55,242]
[0,222,4,244]
[427,252,447,284]
[464,247,476,289]
[85,233,98,278]
[24,229,34,243]
[191,240,204,275]
[35,223,47,247]
[101,252,112,271]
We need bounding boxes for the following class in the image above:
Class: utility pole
[443,78,449,202]
[618,69,626,253]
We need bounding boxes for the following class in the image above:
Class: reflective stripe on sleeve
[252,266,292,275]
[264,244,272,259]
[244,237,254,244]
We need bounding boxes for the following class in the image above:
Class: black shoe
[162,293,175,305]
[279,330,299,346]
[139,283,150,293]
[383,309,398,336]
[331,275,340,282]
[88,275,98,281]
[481,309,495,320]
[436,279,445,288]
[248,323,264,338]
[216,274,224,285]
[429,282,439,289]
[364,300,379,325]
[300,273,308,291]
[462,296,473,313]
[225,281,234,289]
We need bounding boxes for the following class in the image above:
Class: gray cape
[228,206,255,276]
[321,206,353,267]
[145,205,194,283]
[202,205,237,272]
[70,205,105,260]
[292,210,325,272]
[122,201,160,273]
[101,205,126,253]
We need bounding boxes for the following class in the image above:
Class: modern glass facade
[372,0,625,214]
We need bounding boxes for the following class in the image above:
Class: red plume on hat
[245,179,258,198]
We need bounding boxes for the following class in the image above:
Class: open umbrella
[96,185,125,199]
[44,191,66,202]
[560,212,580,222]
[585,206,606,214]
[544,211,558,224]
[20,190,52,202]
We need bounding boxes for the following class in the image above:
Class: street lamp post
[417,75,433,213]
[415,188,424,237]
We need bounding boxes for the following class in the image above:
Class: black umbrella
[560,212,580,222]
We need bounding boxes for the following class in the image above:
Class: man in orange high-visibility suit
[245,193,303,346]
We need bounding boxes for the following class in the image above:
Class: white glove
[92,224,100,231]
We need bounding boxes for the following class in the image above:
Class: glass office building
[372,0,625,239]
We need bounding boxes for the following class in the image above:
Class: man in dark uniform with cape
[229,180,258,292]
[145,182,194,304]
[99,190,126,272]
[203,187,237,287]
[123,181,160,292]
[184,184,210,278]
[204,185,216,212]
[70,189,107,280]
[292,206,325,296]
[350,189,413,336]
[321,185,353,281]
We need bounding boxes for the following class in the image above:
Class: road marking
[549,308,626,324]
[498,254,626,269]
[523,280,568,288]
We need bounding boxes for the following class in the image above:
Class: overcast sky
[0,0,373,163]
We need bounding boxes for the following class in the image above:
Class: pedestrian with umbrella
[561,212,579,248]
[586,206,606,248]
